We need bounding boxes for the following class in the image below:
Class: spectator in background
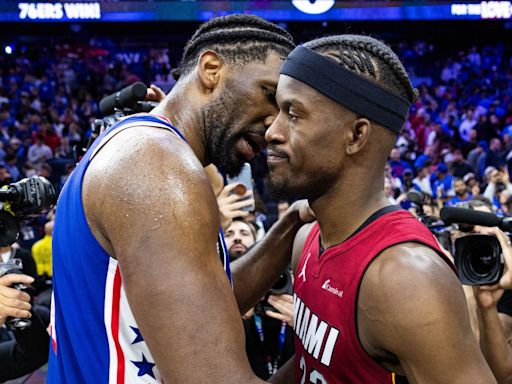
[431,162,454,200]
[31,220,53,279]
[388,147,412,179]
[468,141,487,177]
[459,107,477,142]
[464,172,481,196]
[413,165,433,196]
[224,217,294,380]
[27,134,52,168]
[483,167,512,211]
[4,154,20,181]
[451,149,474,179]
[486,138,506,170]
[447,178,473,206]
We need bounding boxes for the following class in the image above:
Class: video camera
[77,82,158,159]
[0,176,55,330]
[407,190,505,286]
[255,269,293,317]
[0,176,56,247]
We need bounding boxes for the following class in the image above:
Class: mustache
[267,145,288,158]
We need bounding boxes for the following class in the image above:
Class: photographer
[0,273,49,381]
[224,217,294,380]
[473,227,512,383]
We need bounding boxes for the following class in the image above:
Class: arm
[474,228,512,383]
[83,128,264,384]
[359,244,496,384]
[231,202,314,314]
[477,302,512,383]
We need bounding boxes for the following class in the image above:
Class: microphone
[440,206,512,231]
[99,82,148,116]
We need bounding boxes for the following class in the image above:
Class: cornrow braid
[304,35,418,103]
[176,14,295,80]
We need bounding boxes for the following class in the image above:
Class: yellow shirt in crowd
[32,234,52,277]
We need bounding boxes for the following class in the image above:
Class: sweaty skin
[267,70,496,383]
[81,51,313,383]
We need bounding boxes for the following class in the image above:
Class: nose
[265,112,286,144]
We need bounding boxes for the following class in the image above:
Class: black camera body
[255,269,293,317]
[454,234,504,286]
[0,176,56,246]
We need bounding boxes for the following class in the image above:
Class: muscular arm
[266,223,315,384]
[84,128,264,383]
[231,203,313,314]
[359,244,496,384]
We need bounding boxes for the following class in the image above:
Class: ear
[197,50,223,92]
[346,118,371,155]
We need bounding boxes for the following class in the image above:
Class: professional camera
[0,176,56,246]
[407,190,452,250]
[77,82,158,160]
[255,269,293,317]
[0,259,31,330]
[440,205,509,286]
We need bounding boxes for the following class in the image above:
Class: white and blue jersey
[48,114,231,383]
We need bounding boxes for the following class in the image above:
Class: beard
[203,89,246,178]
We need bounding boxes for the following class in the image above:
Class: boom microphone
[440,206,512,231]
[99,82,148,116]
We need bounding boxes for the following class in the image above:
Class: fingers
[267,295,294,327]
[265,310,289,324]
[145,84,166,102]
[0,282,32,319]
[0,274,34,287]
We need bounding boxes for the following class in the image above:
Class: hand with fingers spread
[217,183,255,232]
[0,274,34,327]
[265,294,294,327]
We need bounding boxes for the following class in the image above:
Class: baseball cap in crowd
[463,172,476,183]
[437,163,448,173]
[484,166,497,177]
[403,168,413,176]
[9,138,21,146]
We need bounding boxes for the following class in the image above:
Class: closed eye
[262,86,277,106]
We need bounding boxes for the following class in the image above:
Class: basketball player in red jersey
[265,36,496,383]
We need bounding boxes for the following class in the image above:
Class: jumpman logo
[298,253,311,283]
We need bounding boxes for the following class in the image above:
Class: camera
[255,269,293,317]
[0,259,31,330]
[269,269,293,296]
[440,205,507,286]
[454,234,504,286]
[77,82,157,160]
[0,176,56,246]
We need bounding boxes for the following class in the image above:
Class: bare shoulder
[82,126,218,257]
[292,222,316,273]
[360,242,464,325]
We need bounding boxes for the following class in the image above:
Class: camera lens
[469,246,496,276]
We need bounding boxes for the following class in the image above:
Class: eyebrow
[280,98,306,110]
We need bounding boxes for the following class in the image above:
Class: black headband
[280,45,411,134]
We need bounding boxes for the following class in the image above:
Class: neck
[310,169,390,249]
[151,84,208,166]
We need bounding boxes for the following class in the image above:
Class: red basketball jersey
[293,209,454,384]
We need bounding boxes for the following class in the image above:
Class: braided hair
[174,14,295,81]
[304,35,418,104]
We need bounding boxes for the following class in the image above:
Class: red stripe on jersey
[112,267,125,384]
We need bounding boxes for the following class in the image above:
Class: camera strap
[253,314,287,376]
